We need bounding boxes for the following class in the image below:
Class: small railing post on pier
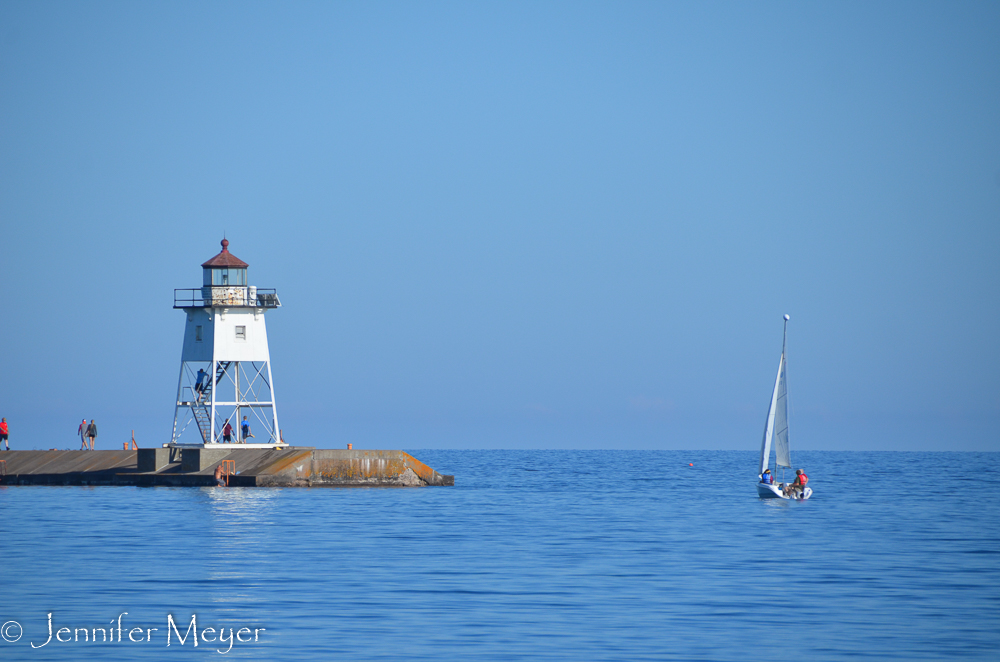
[124,430,139,450]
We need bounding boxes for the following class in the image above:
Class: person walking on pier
[223,421,233,443]
[86,419,97,450]
[78,418,89,450]
[0,418,8,450]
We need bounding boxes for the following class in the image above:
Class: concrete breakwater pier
[0,448,454,487]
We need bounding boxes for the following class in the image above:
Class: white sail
[758,354,782,474]
[774,354,790,468]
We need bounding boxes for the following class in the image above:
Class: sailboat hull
[757,482,784,498]
[756,482,812,500]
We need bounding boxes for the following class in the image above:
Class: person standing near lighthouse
[86,419,97,450]
[78,418,88,450]
[194,368,208,402]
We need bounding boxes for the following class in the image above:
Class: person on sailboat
[785,469,808,497]
[760,469,773,485]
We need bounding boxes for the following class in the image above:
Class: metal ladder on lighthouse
[191,361,232,444]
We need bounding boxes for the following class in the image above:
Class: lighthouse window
[235,326,246,341]
[195,326,203,342]
[209,268,247,286]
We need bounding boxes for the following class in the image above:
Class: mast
[774,314,790,477]
[758,314,791,481]
[782,314,788,356]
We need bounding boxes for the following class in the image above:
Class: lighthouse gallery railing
[173,288,281,309]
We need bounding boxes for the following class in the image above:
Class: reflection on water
[205,484,281,518]
[0,451,998,661]
[204,487,283,602]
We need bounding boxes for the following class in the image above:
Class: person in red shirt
[0,418,9,450]
[785,469,808,497]
[78,418,88,450]
[223,421,233,443]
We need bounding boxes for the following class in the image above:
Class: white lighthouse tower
[169,238,286,448]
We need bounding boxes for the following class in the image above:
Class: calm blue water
[0,450,997,660]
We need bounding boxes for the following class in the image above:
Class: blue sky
[1,1,997,451]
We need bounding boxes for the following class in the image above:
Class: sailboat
[756,314,812,500]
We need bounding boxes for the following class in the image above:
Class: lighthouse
[170,238,285,448]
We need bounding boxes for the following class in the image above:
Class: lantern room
[202,238,249,286]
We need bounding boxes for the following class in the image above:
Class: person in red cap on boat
[784,469,808,497]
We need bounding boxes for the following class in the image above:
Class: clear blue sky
[1,1,997,451]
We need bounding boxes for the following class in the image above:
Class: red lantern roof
[201,238,249,268]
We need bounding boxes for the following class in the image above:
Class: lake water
[1,450,997,660]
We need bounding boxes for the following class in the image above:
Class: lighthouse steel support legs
[210,360,217,444]
[267,360,280,444]
[227,361,278,443]
[171,362,212,445]
[170,362,185,445]
[170,360,278,445]
[235,365,241,444]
